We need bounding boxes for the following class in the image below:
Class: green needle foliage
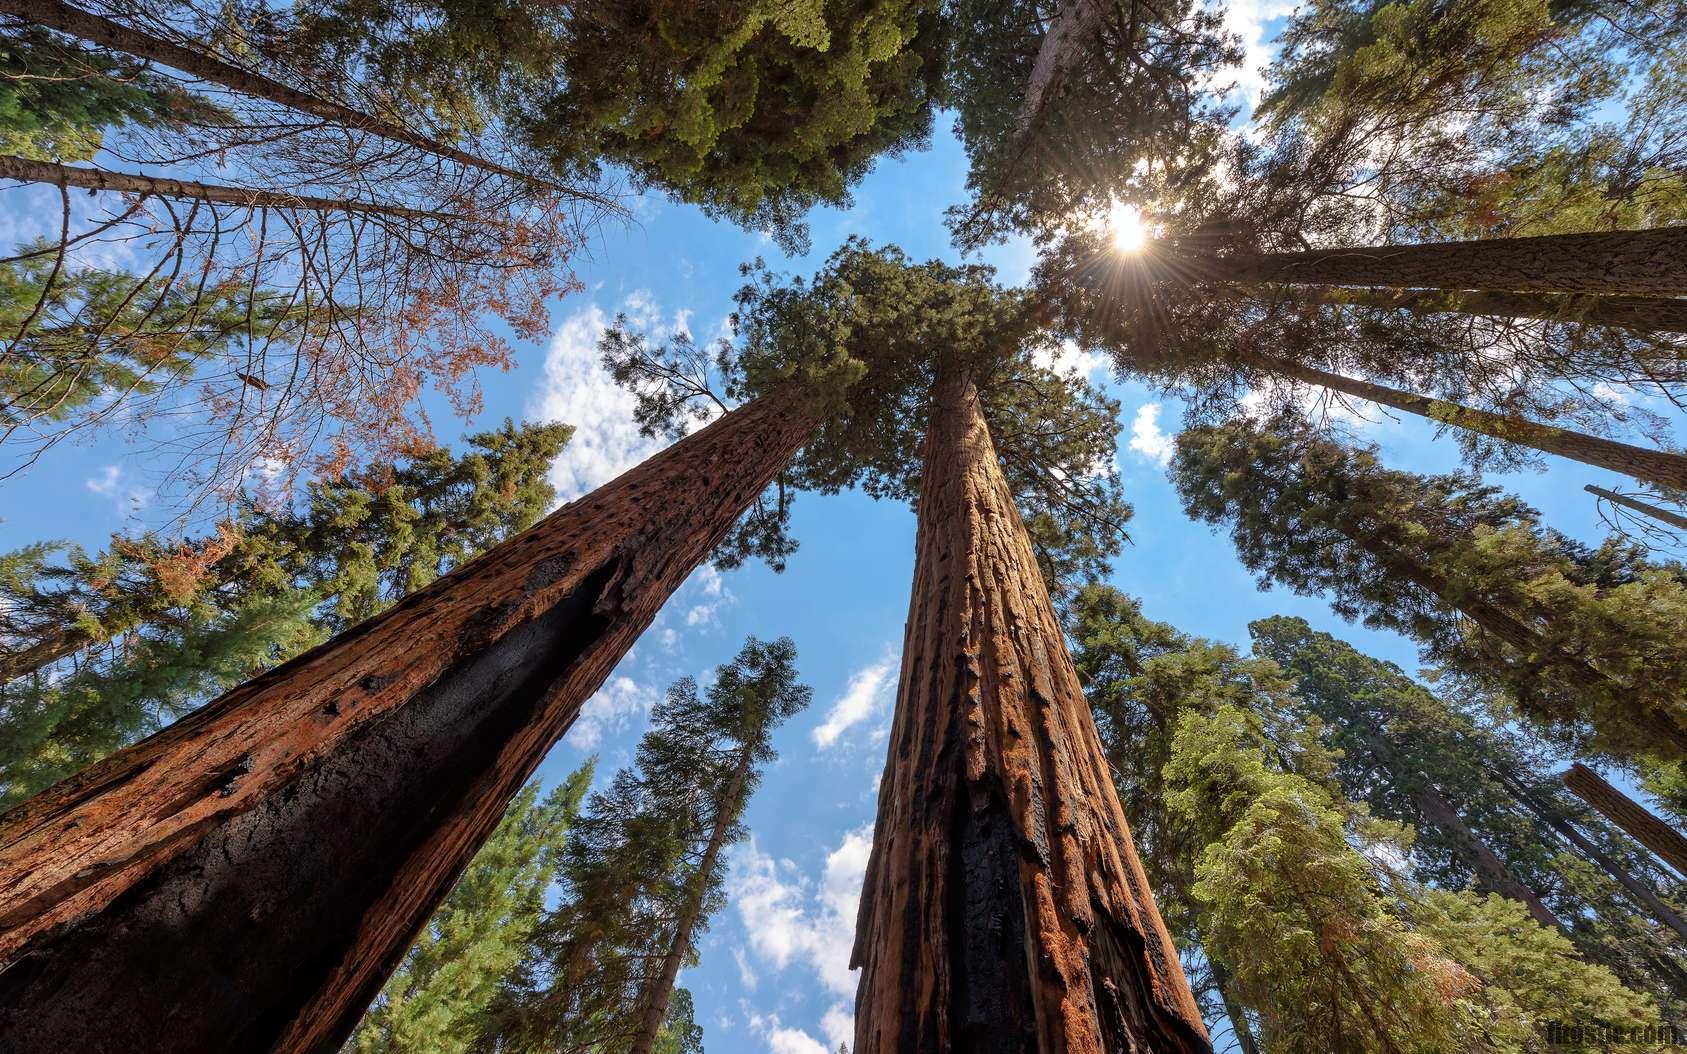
[483,636,810,1051]
[0,420,571,806]
[1172,416,1687,769]
[603,239,1131,601]
[347,766,594,1054]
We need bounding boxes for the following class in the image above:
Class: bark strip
[850,368,1208,1054]
[1267,286,1687,333]
[1191,227,1687,296]
[1586,484,1687,531]
[0,384,825,1054]
[1253,353,1687,492]
[1563,762,1687,879]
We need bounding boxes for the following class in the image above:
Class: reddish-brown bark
[851,368,1208,1054]
[0,384,825,1054]
[1194,226,1687,296]
[1563,762,1687,879]
[1268,286,1687,333]
[1585,484,1687,532]
[1252,353,1687,492]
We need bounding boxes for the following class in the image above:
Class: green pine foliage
[347,766,593,1054]
[1171,416,1687,769]
[0,421,570,804]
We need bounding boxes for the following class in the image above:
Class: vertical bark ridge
[1252,353,1687,492]
[0,384,826,1054]
[851,368,1208,1053]
[1563,762,1687,879]
[1186,226,1687,296]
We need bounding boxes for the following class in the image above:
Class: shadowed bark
[1266,286,1687,333]
[1187,227,1687,296]
[1586,484,1687,531]
[1564,762,1687,879]
[1251,353,1687,492]
[851,368,1209,1054]
[0,384,825,1054]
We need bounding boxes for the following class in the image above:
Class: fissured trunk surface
[851,369,1209,1054]
[0,385,822,1054]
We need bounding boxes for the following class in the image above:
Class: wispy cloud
[812,653,897,750]
[1127,403,1176,466]
[565,675,659,749]
[729,823,873,998]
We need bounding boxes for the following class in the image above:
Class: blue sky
[2,9,1682,1051]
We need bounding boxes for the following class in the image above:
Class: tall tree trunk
[1564,762,1687,879]
[1191,226,1687,296]
[1498,774,1687,943]
[627,744,753,1054]
[1249,353,1687,492]
[1207,958,1260,1054]
[1012,0,1110,142]
[1,0,579,195]
[0,154,453,220]
[0,624,81,685]
[1586,484,1687,531]
[0,384,827,1054]
[850,368,1209,1054]
[1267,286,1687,334]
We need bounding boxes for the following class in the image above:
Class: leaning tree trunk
[1564,762,1687,879]
[0,154,452,220]
[1190,226,1687,296]
[1012,0,1110,142]
[850,368,1209,1054]
[627,743,753,1054]
[0,624,85,686]
[1208,958,1260,1054]
[1497,775,1687,943]
[1586,484,1687,531]
[0,384,826,1054]
[1249,353,1687,492]
[0,0,572,194]
[1267,286,1687,334]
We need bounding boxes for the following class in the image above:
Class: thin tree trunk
[1208,958,1260,1054]
[1586,484,1687,531]
[1191,226,1687,296]
[1410,779,1569,933]
[1564,762,1687,879]
[850,367,1209,1053]
[627,744,753,1054]
[1,0,578,195]
[0,624,80,685]
[1498,774,1687,943]
[0,383,827,1054]
[1252,353,1687,492]
[0,154,454,220]
[1268,286,1687,334]
[1012,0,1110,142]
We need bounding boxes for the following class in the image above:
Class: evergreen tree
[486,636,811,1052]
[0,419,571,805]
[347,765,592,1054]
[1172,416,1687,767]
[1251,614,1687,1013]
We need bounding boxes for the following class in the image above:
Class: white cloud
[1214,0,1299,109]
[565,675,659,749]
[729,824,873,998]
[1032,338,1109,381]
[812,653,897,750]
[528,292,696,506]
[86,465,121,494]
[748,1014,829,1054]
[85,464,149,516]
[733,946,759,990]
[820,1003,854,1051]
[683,563,734,628]
[1127,403,1175,466]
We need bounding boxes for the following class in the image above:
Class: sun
[1108,201,1147,253]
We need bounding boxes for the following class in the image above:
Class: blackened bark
[0,385,825,1054]
[851,368,1208,1054]
[1586,485,1687,532]
[1563,762,1687,879]
[1194,227,1687,296]
[1253,353,1687,492]
[1269,286,1687,333]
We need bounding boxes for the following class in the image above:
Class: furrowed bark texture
[1273,286,1687,333]
[1196,226,1687,296]
[0,385,824,1054]
[1253,354,1687,492]
[1564,762,1687,879]
[1012,0,1110,141]
[850,370,1209,1054]
[1586,485,1687,531]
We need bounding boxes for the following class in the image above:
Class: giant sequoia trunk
[0,385,825,1054]
[1585,485,1687,531]
[1564,762,1687,879]
[1,0,559,192]
[1269,286,1687,334]
[627,743,753,1054]
[850,368,1209,1054]
[1192,226,1687,296]
[1251,353,1687,492]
